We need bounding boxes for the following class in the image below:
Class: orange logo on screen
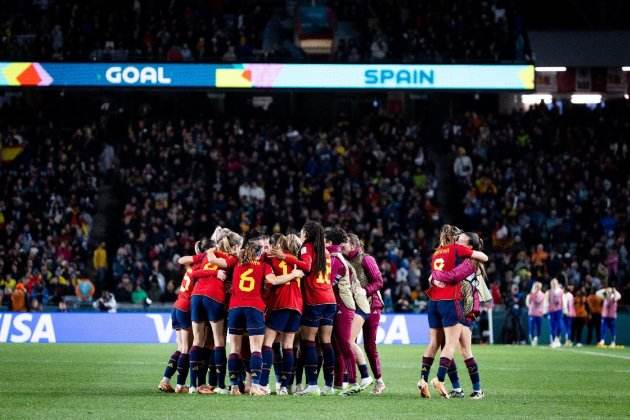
[1,62,53,86]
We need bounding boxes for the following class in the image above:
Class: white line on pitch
[548,347,630,361]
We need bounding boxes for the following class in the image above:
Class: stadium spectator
[132,285,149,305]
[93,242,108,288]
[453,146,473,185]
[11,283,28,311]
[115,274,134,303]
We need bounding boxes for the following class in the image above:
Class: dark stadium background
[1,0,629,346]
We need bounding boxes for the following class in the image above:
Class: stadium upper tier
[0,0,530,63]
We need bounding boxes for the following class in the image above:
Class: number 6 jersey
[229,261,273,311]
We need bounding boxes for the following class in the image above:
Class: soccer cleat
[158,380,175,393]
[340,383,361,396]
[275,382,281,394]
[470,390,485,400]
[295,385,321,396]
[197,384,215,395]
[230,386,242,396]
[295,384,305,394]
[596,341,606,348]
[417,379,431,399]
[277,387,289,396]
[213,387,229,395]
[321,386,336,396]
[563,340,573,347]
[372,380,386,395]
[609,342,616,349]
[175,385,189,394]
[449,389,465,399]
[431,378,449,399]
[188,386,197,394]
[250,384,268,396]
[359,376,374,390]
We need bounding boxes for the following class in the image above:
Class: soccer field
[2,344,629,420]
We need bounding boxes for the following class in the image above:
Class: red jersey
[191,252,238,304]
[303,248,335,306]
[427,244,473,301]
[268,256,303,313]
[174,268,195,312]
[229,261,273,312]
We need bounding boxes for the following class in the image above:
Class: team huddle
[156,221,492,400]
[158,221,385,396]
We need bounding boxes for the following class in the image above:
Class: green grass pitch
[2,344,629,419]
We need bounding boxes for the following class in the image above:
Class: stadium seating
[1,98,627,312]
[0,0,529,62]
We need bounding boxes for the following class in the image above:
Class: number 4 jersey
[229,261,273,311]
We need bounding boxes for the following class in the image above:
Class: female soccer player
[226,239,303,395]
[259,234,304,395]
[271,221,335,396]
[326,227,360,396]
[546,278,564,348]
[419,225,487,399]
[158,263,195,393]
[344,233,385,394]
[526,281,544,346]
[596,286,621,348]
[187,228,242,394]
[563,285,576,346]
[431,232,488,400]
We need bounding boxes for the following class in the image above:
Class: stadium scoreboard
[0,62,534,91]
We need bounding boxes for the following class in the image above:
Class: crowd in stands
[1,0,529,63]
[1,98,628,317]
[444,103,629,324]
[110,116,438,309]
[0,117,101,312]
[334,0,529,63]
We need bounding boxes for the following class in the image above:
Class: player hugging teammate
[418,225,491,400]
[157,222,386,396]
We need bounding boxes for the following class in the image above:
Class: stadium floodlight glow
[570,94,602,104]
[622,66,630,71]
[521,94,552,105]
[625,94,629,100]
[535,66,567,72]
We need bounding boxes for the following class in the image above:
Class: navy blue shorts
[266,309,302,333]
[356,308,370,321]
[301,304,336,328]
[171,308,192,330]
[427,300,464,329]
[228,307,265,336]
[191,295,225,323]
